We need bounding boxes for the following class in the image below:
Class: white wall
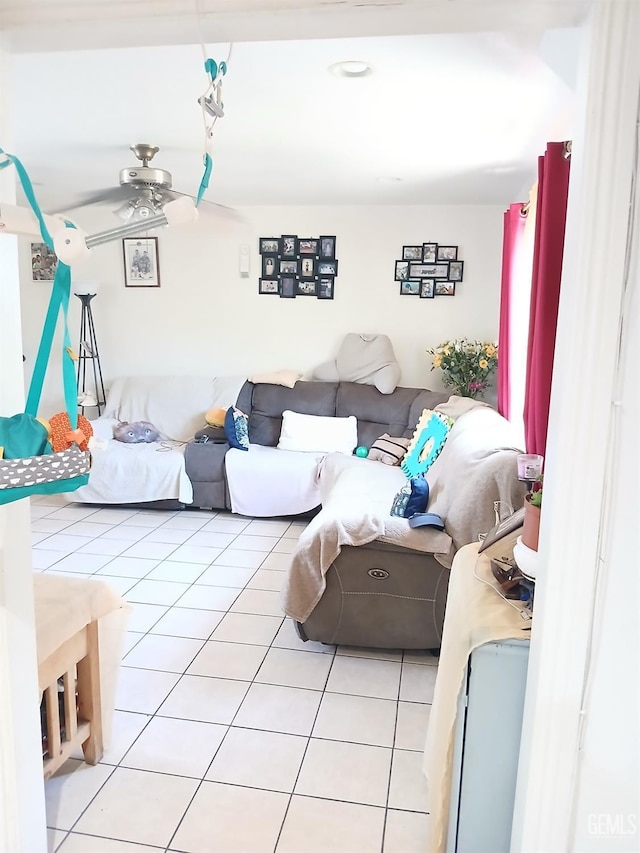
[19,203,503,414]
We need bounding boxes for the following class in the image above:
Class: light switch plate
[239,244,250,277]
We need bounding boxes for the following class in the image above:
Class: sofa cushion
[224,407,250,451]
[368,434,410,466]
[277,411,358,454]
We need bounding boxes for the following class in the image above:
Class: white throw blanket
[281,455,452,622]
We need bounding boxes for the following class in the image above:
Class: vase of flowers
[427,338,498,399]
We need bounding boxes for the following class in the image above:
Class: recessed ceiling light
[376,176,402,183]
[329,61,373,78]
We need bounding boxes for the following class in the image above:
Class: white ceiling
[5,2,584,210]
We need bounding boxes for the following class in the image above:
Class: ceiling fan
[52,143,236,221]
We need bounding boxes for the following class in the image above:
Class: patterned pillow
[401,409,453,478]
[368,434,411,466]
[224,406,250,451]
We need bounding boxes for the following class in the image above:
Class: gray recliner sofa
[184,380,525,650]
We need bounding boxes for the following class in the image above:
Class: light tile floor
[32,494,437,853]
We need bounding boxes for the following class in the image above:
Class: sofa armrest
[193,425,228,443]
[184,439,230,510]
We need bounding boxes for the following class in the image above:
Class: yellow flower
[433,354,442,368]
[484,344,496,357]
[443,346,451,356]
[478,358,488,369]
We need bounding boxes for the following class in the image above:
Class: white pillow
[277,411,358,454]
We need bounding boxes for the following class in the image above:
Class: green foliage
[427,338,499,399]
[529,488,543,508]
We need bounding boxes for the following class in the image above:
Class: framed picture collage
[258,235,338,299]
[394,242,464,298]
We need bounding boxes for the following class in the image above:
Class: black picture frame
[435,280,456,296]
[400,280,420,296]
[448,260,464,281]
[318,259,339,276]
[296,279,317,296]
[420,279,436,298]
[279,276,296,298]
[281,235,297,258]
[259,237,280,255]
[259,279,279,295]
[409,261,449,280]
[262,254,278,279]
[299,257,316,278]
[437,245,458,261]
[402,245,423,261]
[422,242,438,263]
[298,238,319,255]
[395,260,409,281]
[279,258,300,275]
[319,236,336,259]
[317,276,335,300]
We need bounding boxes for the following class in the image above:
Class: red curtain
[523,142,571,457]
[497,204,527,420]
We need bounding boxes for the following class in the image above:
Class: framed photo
[296,279,317,296]
[394,260,409,281]
[30,242,58,281]
[409,262,449,279]
[402,245,423,261]
[123,237,160,287]
[319,236,336,259]
[281,235,297,258]
[262,254,278,278]
[437,245,458,261]
[420,279,436,298]
[317,276,334,300]
[279,258,299,275]
[279,276,296,298]
[449,260,464,281]
[300,257,316,278]
[400,280,420,295]
[422,243,438,263]
[259,279,279,295]
[259,237,280,254]
[298,238,319,255]
[318,259,339,276]
[435,280,456,296]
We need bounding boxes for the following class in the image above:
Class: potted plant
[427,338,498,399]
[522,481,542,552]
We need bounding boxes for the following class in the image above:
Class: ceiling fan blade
[169,189,244,222]
[47,186,131,213]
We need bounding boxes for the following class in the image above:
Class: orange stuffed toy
[47,412,93,452]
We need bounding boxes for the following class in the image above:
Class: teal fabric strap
[195,153,213,207]
[1,148,77,427]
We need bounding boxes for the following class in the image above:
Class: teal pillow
[224,407,249,451]
[401,409,453,478]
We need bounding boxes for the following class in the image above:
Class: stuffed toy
[113,421,160,443]
[205,407,227,428]
[46,412,93,452]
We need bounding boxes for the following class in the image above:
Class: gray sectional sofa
[185,380,526,650]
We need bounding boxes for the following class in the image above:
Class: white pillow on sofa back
[277,410,358,454]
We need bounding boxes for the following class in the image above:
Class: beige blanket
[281,406,525,623]
[281,455,451,622]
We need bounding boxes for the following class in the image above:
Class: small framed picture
[402,245,423,261]
[437,245,458,261]
[123,237,160,287]
[281,235,297,258]
[395,260,409,281]
[318,259,338,276]
[259,237,280,254]
[400,280,420,295]
[262,254,278,278]
[435,280,456,296]
[449,260,464,281]
[296,279,317,296]
[279,276,296,298]
[279,259,299,275]
[30,242,58,281]
[259,279,279,295]
[300,257,316,278]
[420,279,436,298]
[422,243,438,263]
[409,262,449,279]
[317,277,334,300]
[298,238,319,255]
[319,236,336,259]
